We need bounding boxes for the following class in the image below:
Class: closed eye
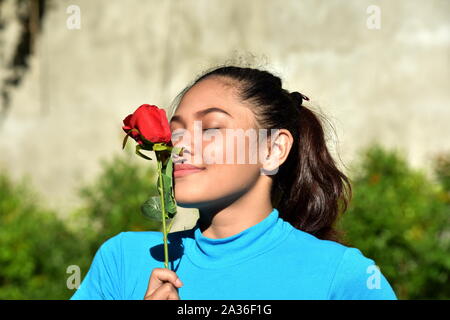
[202,128,221,131]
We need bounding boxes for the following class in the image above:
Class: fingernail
[175,278,183,287]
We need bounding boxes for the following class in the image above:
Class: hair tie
[290,91,310,108]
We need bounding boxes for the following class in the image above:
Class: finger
[144,282,173,300]
[145,268,183,297]
[145,282,180,300]
[167,283,181,300]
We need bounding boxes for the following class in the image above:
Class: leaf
[122,128,140,150]
[141,151,179,224]
[162,174,177,218]
[165,156,178,218]
[158,156,178,219]
[122,134,129,150]
[135,145,153,160]
[141,196,165,222]
[164,155,174,178]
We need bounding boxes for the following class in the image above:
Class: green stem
[157,153,169,270]
[167,218,175,233]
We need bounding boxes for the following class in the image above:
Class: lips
[174,163,205,178]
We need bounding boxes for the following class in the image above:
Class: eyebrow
[170,107,233,125]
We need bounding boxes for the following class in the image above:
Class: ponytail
[272,94,352,243]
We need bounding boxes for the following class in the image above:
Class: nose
[172,137,190,164]
[171,126,202,165]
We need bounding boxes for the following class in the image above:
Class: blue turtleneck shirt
[70,208,397,300]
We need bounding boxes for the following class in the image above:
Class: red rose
[122,104,172,145]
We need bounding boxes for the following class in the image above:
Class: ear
[260,129,294,176]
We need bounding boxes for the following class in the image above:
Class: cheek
[202,131,261,166]
[206,163,257,190]
[174,163,259,204]
[174,132,262,204]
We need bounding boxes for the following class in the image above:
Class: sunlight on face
[169,77,266,209]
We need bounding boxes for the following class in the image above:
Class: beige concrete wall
[0,0,449,230]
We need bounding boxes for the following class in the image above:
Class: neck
[197,177,273,239]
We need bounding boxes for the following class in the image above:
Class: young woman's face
[170,77,266,209]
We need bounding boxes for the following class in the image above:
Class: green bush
[0,149,163,299]
[337,144,450,299]
[71,148,161,254]
[433,153,450,192]
[0,173,90,299]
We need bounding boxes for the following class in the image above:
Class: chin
[175,187,222,209]
[175,189,204,208]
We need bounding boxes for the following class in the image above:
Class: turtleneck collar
[185,207,294,269]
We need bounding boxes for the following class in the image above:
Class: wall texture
[0,0,449,230]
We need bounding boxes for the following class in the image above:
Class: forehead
[172,77,256,125]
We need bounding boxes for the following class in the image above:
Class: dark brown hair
[174,65,352,244]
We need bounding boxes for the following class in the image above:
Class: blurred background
[0,0,448,299]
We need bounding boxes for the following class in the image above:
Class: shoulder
[104,229,193,255]
[283,227,397,299]
[93,231,162,260]
[327,245,397,299]
[285,226,349,261]
[273,225,350,281]
[117,230,162,244]
[98,231,158,248]
[286,226,378,265]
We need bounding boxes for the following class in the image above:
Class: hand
[143,267,184,300]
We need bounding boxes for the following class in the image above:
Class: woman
[70,65,397,300]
